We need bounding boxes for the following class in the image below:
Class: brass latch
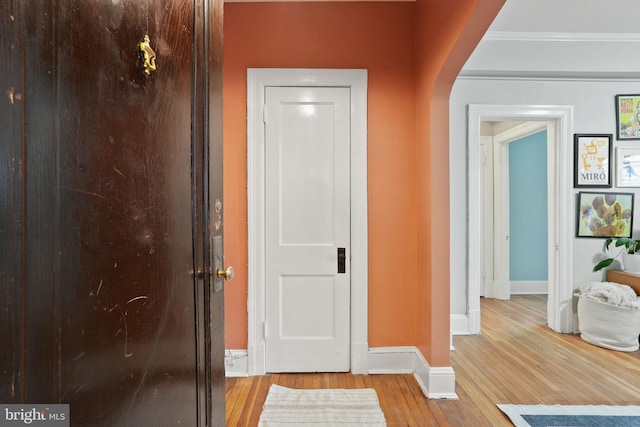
[138,34,157,76]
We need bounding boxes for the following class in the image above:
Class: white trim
[416,365,458,400]
[247,68,368,375]
[367,347,457,400]
[480,136,494,301]
[228,346,458,399]
[510,281,548,295]
[467,105,574,334]
[457,75,640,83]
[483,31,640,43]
[450,314,470,336]
[366,346,415,374]
[462,33,640,80]
[224,350,250,378]
[468,308,480,335]
[492,131,511,300]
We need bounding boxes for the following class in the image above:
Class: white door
[492,134,511,300]
[264,86,351,372]
[480,133,510,300]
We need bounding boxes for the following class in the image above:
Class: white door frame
[247,68,369,375]
[480,136,494,298]
[468,104,574,334]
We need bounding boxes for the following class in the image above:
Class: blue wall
[509,130,548,281]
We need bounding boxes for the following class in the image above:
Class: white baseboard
[225,349,249,377]
[414,362,458,400]
[451,310,483,335]
[510,280,548,295]
[225,345,458,399]
[367,346,458,400]
[366,346,415,374]
[451,314,470,335]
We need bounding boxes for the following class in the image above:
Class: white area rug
[258,384,387,426]
[498,404,640,427]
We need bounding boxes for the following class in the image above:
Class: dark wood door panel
[0,0,27,404]
[1,0,225,425]
[55,1,200,424]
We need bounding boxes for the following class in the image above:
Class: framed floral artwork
[577,191,634,238]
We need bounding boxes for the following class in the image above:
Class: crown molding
[461,31,640,80]
[483,31,640,43]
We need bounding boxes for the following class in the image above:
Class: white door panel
[265,86,351,372]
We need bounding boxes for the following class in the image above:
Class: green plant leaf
[604,237,615,251]
[614,237,632,248]
[593,258,615,272]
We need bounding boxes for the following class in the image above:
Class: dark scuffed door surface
[55,1,207,425]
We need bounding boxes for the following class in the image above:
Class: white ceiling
[461,0,640,78]
[488,0,639,35]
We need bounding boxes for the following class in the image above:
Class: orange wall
[223,1,504,366]
[223,2,418,349]
[413,0,505,366]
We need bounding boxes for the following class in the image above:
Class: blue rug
[498,404,640,427]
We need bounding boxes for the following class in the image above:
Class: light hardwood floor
[225,295,640,426]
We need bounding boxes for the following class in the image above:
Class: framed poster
[577,191,634,238]
[615,95,640,140]
[574,134,612,188]
[616,147,640,187]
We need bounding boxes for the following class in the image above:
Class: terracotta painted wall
[413,0,505,366]
[223,2,418,349]
[223,1,504,367]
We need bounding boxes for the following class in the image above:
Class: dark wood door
[0,0,225,425]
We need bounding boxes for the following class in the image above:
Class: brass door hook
[138,34,157,75]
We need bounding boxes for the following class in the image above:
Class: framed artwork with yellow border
[615,94,640,140]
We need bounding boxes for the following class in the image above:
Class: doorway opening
[481,121,550,300]
[467,105,574,334]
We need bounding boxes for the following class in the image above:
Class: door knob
[217,266,234,281]
[196,266,234,281]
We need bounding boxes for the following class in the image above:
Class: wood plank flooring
[225,295,640,426]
